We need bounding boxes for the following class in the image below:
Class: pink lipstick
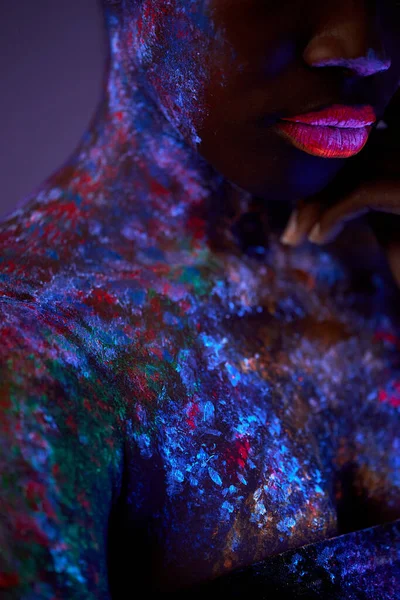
[275,104,376,158]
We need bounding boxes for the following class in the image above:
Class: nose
[302,1,391,77]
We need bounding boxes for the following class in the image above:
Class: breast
[119,315,348,589]
[146,364,339,590]
[118,244,400,591]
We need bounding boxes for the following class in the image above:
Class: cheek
[134,0,233,148]
[151,42,209,148]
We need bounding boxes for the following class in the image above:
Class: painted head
[104,0,400,203]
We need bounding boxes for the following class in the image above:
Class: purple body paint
[312,48,392,77]
[0,1,400,597]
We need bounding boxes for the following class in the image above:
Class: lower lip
[275,121,373,158]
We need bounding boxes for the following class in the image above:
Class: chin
[226,172,327,205]
[209,135,348,205]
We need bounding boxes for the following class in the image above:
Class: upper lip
[280,104,377,128]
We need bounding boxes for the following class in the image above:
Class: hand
[280,98,400,288]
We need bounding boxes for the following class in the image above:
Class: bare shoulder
[0,174,92,297]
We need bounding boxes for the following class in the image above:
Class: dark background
[0,0,105,219]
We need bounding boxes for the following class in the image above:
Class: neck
[60,8,257,261]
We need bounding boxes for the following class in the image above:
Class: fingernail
[308,222,322,244]
[280,210,300,245]
[309,222,345,244]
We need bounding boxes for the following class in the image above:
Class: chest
[122,270,398,588]
[44,239,400,589]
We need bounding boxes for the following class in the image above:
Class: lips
[275,104,377,158]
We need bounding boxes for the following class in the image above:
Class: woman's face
[130,0,400,202]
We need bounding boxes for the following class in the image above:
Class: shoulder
[0,296,126,429]
[0,179,90,299]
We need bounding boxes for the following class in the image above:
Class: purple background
[0,0,105,219]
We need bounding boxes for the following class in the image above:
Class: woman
[1,1,400,597]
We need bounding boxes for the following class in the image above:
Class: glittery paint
[129,0,216,148]
[0,1,400,597]
[313,48,392,77]
[190,518,400,598]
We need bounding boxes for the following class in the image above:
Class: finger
[307,180,400,245]
[280,200,322,246]
[280,160,364,247]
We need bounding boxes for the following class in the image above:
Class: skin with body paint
[118,0,400,200]
[1,0,400,597]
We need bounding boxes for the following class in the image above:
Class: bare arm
[0,300,124,599]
